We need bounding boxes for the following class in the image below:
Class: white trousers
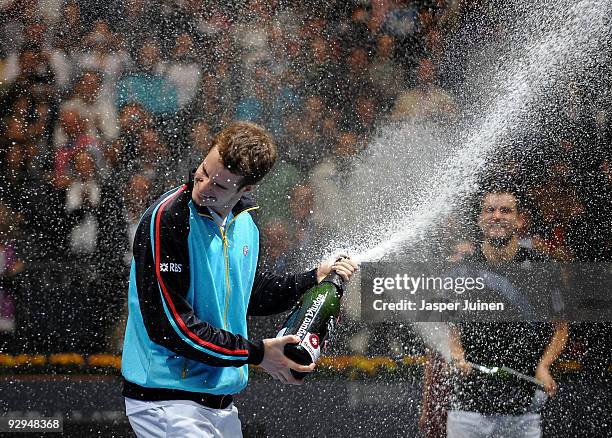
[125,398,242,438]
[447,410,541,438]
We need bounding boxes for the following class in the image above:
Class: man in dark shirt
[447,188,568,438]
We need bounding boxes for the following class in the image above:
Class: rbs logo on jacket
[160,262,182,273]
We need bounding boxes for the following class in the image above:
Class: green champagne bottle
[277,271,345,379]
[467,362,548,412]
[467,362,543,387]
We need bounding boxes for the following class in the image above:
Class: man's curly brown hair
[208,121,277,187]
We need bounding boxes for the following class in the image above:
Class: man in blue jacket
[121,121,357,437]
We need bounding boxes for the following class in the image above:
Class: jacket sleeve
[134,186,264,366]
[247,268,318,316]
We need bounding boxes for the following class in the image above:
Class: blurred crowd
[0,0,610,355]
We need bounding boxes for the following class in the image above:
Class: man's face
[478,193,521,245]
[191,147,252,215]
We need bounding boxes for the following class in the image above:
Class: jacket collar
[187,168,258,217]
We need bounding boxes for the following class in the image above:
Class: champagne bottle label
[295,293,327,338]
[277,292,327,362]
[298,332,321,363]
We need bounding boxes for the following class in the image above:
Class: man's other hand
[316,255,358,283]
[260,335,315,385]
[535,365,558,397]
[447,357,472,376]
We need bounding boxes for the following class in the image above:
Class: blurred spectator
[527,161,585,261]
[382,2,420,38]
[194,3,232,39]
[0,201,23,334]
[1,21,56,83]
[235,80,269,125]
[114,0,163,52]
[26,90,56,158]
[289,183,320,255]
[0,49,59,155]
[0,0,38,56]
[280,93,343,170]
[334,46,374,112]
[96,169,153,304]
[381,0,425,71]
[369,34,404,108]
[117,126,172,195]
[96,171,151,283]
[51,0,85,56]
[124,175,152,262]
[269,68,302,137]
[65,150,100,257]
[336,3,375,51]
[110,102,153,173]
[253,156,303,226]
[516,206,537,250]
[346,92,382,135]
[166,33,201,109]
[190,118,213,154]
[391,57,455,122]
[1,44,56,110]
[0,116,39,215]
[302,36,337,104]
[260,219,293,274]
[186,66,236,130]
[95,172,152,353]
[116,39,178,115]
[231,0,277,92]
[60,70,119,144]
[76,20,132,86]
[54,108,102,187]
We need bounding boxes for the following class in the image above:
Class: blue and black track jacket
[121,173,317,398]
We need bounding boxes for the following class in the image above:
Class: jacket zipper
[189,206,258,381]
[207,207,259,330]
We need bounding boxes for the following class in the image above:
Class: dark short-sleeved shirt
[452,246,555,415]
